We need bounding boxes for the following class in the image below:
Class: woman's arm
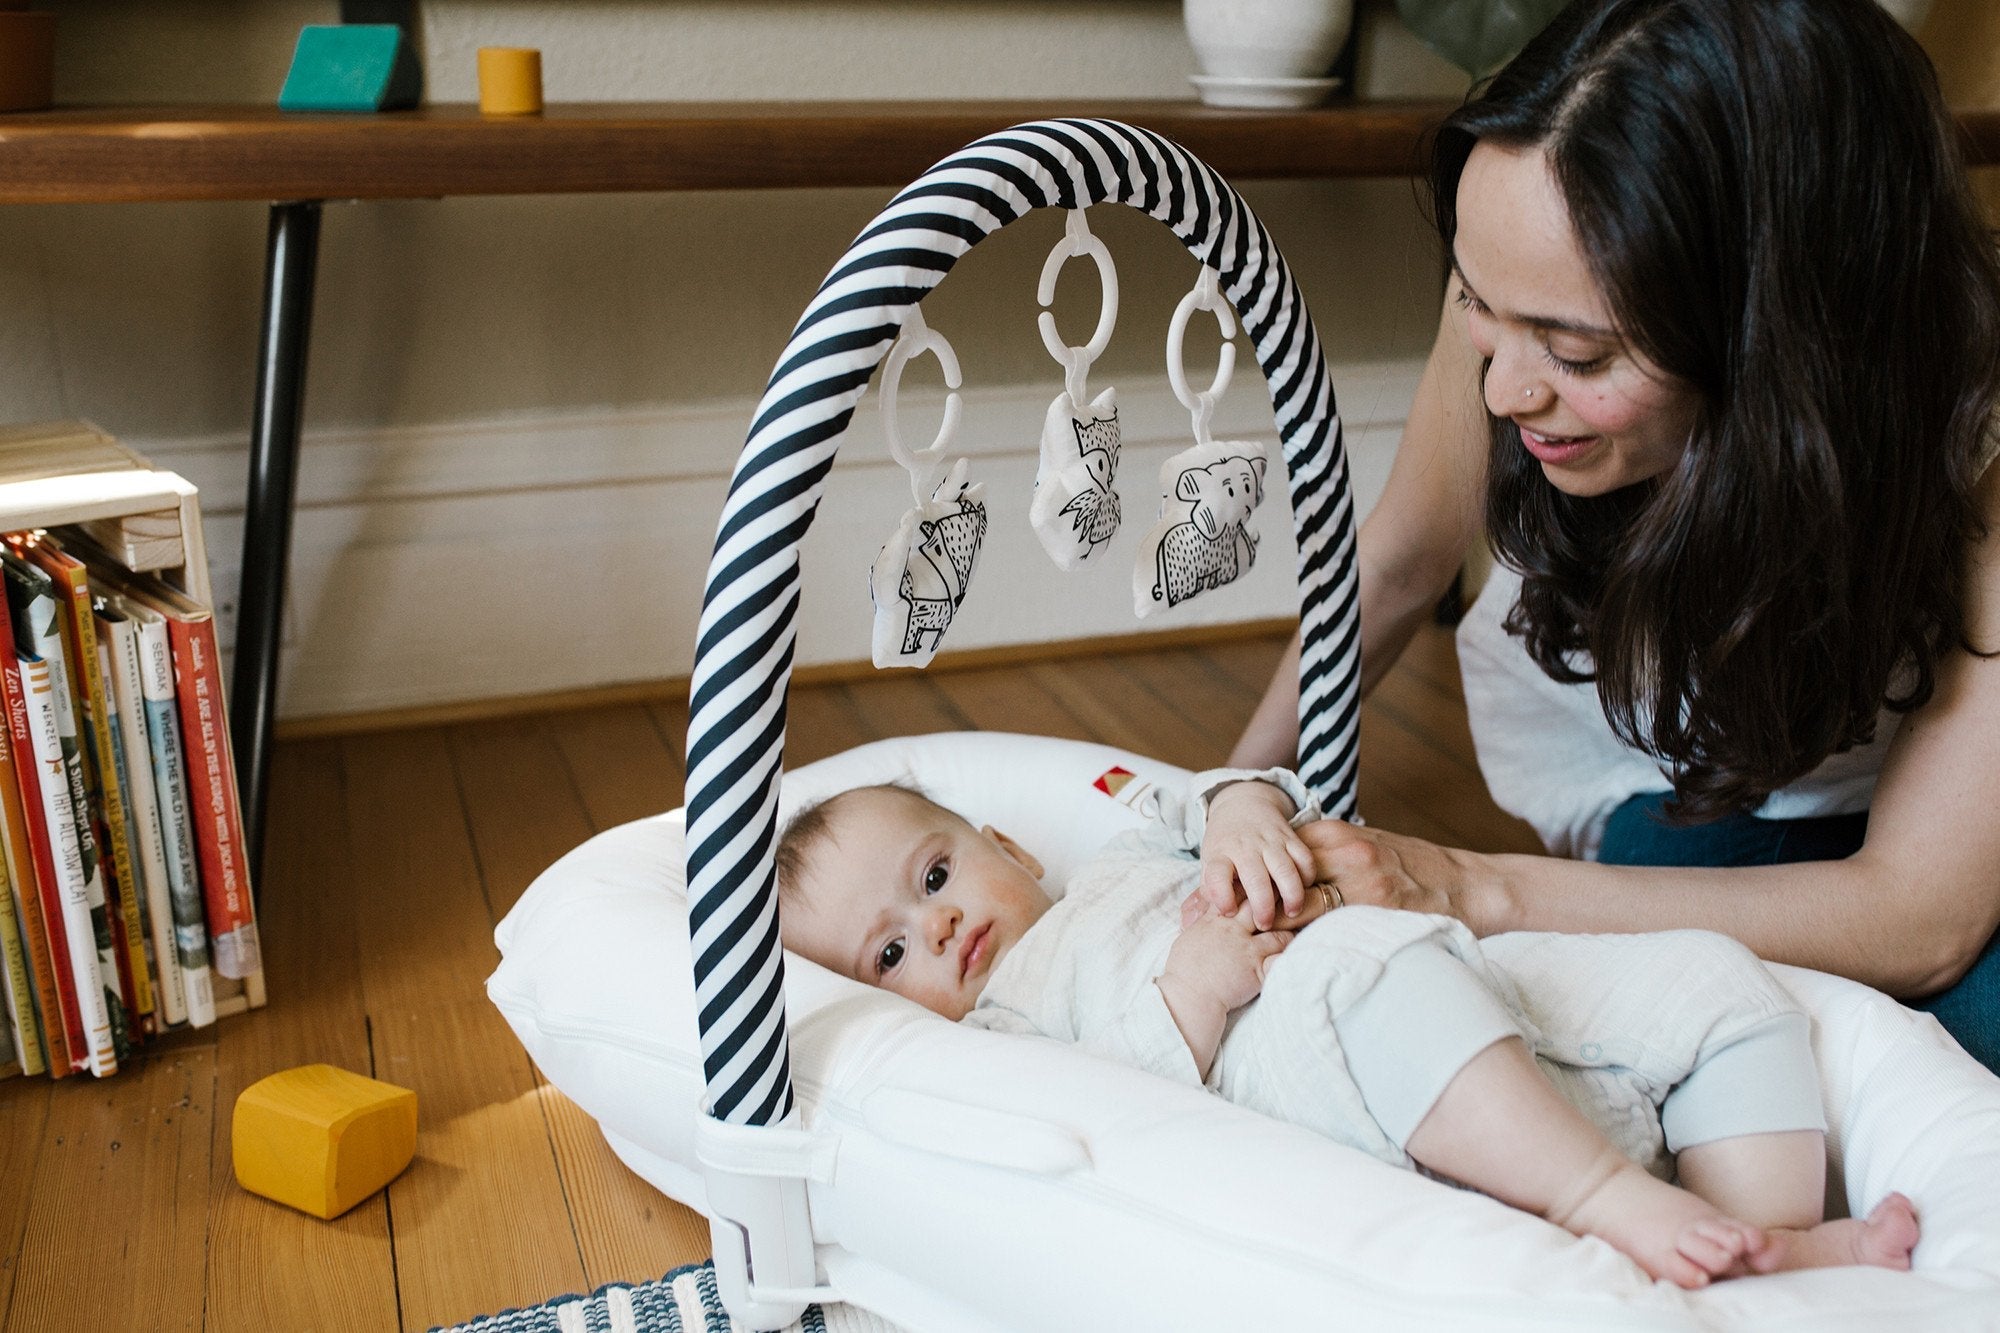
[1306,463,2000,998]
[1230,281,1489,768]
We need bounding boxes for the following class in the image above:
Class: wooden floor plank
[1369,661,1487,781]
[1024,656,1228,772]
[535,1077,711,1289]
[373,999,587,1332]
[8,1049,213,1332]
[341,729,587,1327]
[1115,647,1264,760]
[448,717,601,924]
[1358,702,1543,854]
[340,730,507,1017]
[205,739,399,1333]
[0,1076,51,1328]
[545,704,685,832]
[782,684,875,765]
[1355,706,1488,846]
[930,666,1096,742]
[450,710,713,1299]
[1195,632,1292,699]
[844,674,971,740]
[1395,618,1471,700]
[646,697,689,764]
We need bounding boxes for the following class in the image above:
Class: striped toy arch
[687,118,1362,1130]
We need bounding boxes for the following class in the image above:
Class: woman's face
[1454,142,1701,497]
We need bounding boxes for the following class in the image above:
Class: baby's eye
[923,862,949,894]
[877,939,906,974]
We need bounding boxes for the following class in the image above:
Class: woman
[1227,0,2000,1071]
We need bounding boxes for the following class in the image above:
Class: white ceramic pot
[1183,0,1356,80]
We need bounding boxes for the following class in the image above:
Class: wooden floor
[0,624,1539,1333]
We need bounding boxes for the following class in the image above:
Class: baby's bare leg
[1405,1037,1767,1289]
[1676,1131,1825,1229]
[1678,1137,1919,1273]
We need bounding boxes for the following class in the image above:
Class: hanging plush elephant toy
[1133,265,1269,617]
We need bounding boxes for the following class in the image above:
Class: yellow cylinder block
[478,47,544,116]
[233,1064,418,1220]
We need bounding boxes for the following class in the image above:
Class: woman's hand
[1183,818,1499,932]
[1300,820,1492,924]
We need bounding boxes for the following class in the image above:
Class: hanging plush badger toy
[868,308,990,669]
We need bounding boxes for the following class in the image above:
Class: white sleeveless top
[1456,425,2000,860]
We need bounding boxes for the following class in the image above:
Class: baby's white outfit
[962,769,1824,1176]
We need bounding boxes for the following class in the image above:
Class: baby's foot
[1747,1193,1920,1274]
[1554,1155,1769,1289]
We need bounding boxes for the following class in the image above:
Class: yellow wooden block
[477,47,543,116]
[233,1063,418,1219]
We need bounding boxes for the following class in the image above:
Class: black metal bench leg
[231,199,322,899]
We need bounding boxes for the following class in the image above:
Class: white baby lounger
[491,731,2000,1332]
[487,121,2000,1330]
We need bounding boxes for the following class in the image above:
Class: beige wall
[5,1,1461,439]
[0,1,1463,714]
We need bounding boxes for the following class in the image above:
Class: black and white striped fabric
[686,119,1362,1126]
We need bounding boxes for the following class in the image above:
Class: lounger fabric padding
[490,732,2000,1332]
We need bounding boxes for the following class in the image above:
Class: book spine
[104,614,186,1029]
[0,639,78,1074]
[22,655,116,1077]
[0,594,59,1075]
[136,618,214,1028]
[37,628,130,1064]
[100,638,161,1037]
[167,621,259,980]
[26,600,131,1065]
[0,855,41,1075]
[39,548,152,1037]
[0,830,49,1076]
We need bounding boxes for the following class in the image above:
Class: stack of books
[0,423,263,1081]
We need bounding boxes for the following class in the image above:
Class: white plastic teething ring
[880,305,964,501]
[1167,266,1237,445]
[1038,208,1120,401]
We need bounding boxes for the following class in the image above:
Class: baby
[775,767,1921,1287]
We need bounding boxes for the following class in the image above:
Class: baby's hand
[1200,780,1314,930]
[1161,911,1293,1015]
[1156,910,1293,1078]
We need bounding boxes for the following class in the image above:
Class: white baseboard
[131,360,1424,718]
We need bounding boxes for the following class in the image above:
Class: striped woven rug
[432,1263,907,1333]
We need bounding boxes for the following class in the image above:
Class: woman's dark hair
[1432,0,2000,820]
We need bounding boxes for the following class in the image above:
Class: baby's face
[783,787,1053,1020]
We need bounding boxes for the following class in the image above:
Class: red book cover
[0,609,79,1074]
[162,607,258,980]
